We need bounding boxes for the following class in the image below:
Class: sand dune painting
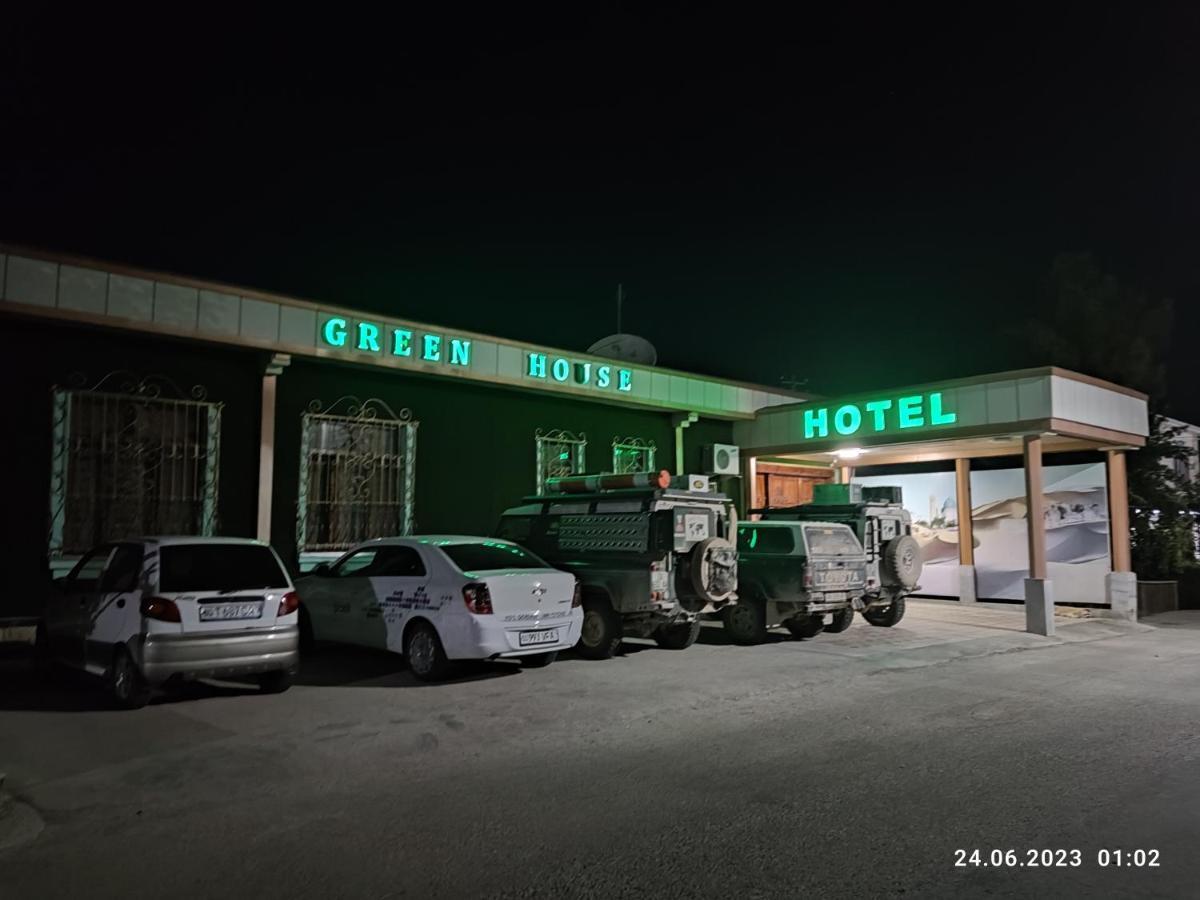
[855,463,1111,603]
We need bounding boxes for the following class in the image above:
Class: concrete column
[838,465,855,485]
[955,458,977,603]
[1023,434,1054,635]
[256,353,290,544]
[671,412,698,475]
[1105,449,1137,620]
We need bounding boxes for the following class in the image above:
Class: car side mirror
[312,563,331,577]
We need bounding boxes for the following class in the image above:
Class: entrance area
[734,368,1150,634]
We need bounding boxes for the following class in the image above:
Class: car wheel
[577,595,622,659]
[257,670,293,693]
[721,602,768,645]
[653,619,702,650]
[521,651,557,668]
[109,647,150,709]
[862,595,907,627]
[298,606,315,653]
[824,607,855,634]
[785,615,823,640]
[406,622,452,682]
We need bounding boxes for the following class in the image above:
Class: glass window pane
[440,541,549,573]
[159,544,289,592]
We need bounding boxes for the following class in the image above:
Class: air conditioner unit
[703,443,740,476]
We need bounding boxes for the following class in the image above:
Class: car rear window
[159,544,290,592]
[803,526,861,556]
[737,526,795,554]
[439,541,549,573]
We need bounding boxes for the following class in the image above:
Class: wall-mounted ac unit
[702,443,740,476]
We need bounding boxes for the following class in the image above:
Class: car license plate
[199,602,263,621]
[825,571,848,584]
[519,629,559,647]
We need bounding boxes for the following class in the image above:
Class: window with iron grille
[611,436,656,474]
[297,397,418,553]
[535,428,586,493]
[49,374,222,558]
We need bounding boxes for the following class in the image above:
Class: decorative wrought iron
[297,397,418,553]
[535,428,587,493]
[48,372,222,557]
[611,436,657,474]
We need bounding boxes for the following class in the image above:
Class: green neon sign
[526,352,633,394]
[319,317,471,368]
[802,391,957,440]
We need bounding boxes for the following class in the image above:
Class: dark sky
[3,8,1198,417]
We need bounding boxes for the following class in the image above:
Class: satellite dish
[587,333,658,366]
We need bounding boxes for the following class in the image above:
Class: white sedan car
[295,536,582,680]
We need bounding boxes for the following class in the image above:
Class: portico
[733,368,1149,634]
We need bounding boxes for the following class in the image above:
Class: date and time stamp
[955,848,1161,869]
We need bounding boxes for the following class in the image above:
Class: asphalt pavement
[2,602,1198,899]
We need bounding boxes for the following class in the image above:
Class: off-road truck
[756,483,921,627]
[497,470,738,658]
[721,520,868,643]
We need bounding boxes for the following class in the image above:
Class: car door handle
[116,598,126,609]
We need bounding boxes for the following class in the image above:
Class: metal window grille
[535,428,586,493]
[297,397,418,553]
[49,373,222,558]
[611,436,656,474]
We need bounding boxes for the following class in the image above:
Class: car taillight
[463,583,493,615]
[140,596,181,623]
[803,568,814,589]
[572,581,582,608]
[277,591,300,617]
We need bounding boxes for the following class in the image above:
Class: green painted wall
[270,359,733,572]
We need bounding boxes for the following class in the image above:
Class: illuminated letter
[528,353,547,378]
[834,404,862,436]
[449,338,471,366]
[391,328,413,357]
[864,399,892,431]
[596,365,611,388]
[422,334,442,362]
[804,407,828,439]
[552,358,570,382]
[574,362,592,384]
[929,391,956,426]
[618,369,632,392]
[323,317,348,347]
[897,395,925,428]
[357,321,381,352]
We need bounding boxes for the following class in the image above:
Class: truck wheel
[785,615,823,639]
[521,651,557,668]
[577,596,622,659]
[653,619,702,650]
[109,647,151,709]
[721,602,768,645]
[862,595,907,627]
[824,608,855,634]
[883,535,923,589]
[406,622,453,681]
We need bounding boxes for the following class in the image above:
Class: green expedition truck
[756,483,922,628]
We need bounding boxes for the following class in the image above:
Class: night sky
[3,8,1197,417]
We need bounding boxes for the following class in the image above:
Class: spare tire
[883,534,923,589]
[688,536,738,603]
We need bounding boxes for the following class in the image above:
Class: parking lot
[3,601,1199,898]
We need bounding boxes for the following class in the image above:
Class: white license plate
[519,629,559,647]
[199,602,263,621]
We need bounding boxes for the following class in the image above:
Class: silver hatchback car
[38,537,300,708]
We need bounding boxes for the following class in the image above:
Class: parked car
[757,483,922,627]
[37,537,300,708]
[294,536,582,681]
[496,471,738,659]
[721,521,869,643]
